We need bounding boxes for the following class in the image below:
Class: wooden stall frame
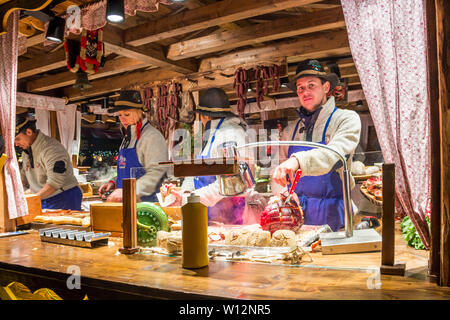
[380,163,406,276]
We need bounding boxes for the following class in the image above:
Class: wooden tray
[360,186,383,207]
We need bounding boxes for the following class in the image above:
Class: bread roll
[270,229,297,247]
[247,230,271,247]
[225,229,251,246]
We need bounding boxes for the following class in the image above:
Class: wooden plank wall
[436,0,450,287]
[427,0,441,284]
[429,0,450,287]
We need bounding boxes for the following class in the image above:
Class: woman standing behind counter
[99,90,169,202]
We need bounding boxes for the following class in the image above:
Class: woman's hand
[107,188,123,202]
[99,181,115,196]
[272,157,300,187]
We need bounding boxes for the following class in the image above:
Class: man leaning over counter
[15,108,82,210]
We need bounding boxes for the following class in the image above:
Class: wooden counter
[1,230,450,300]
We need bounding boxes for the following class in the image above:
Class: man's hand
[99,181,115,196]
[272,157,300,187]
[107,188,123,202]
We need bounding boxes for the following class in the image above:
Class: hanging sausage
[233,67,249,118]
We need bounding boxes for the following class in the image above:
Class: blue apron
[116,122,161,202]
[41,186,82,210]
[288,106,345,231]
[194,118,245,225]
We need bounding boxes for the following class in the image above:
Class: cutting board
[15,194,42,226]
[90,202,123,237]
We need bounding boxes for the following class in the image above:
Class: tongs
[284,170,302,205]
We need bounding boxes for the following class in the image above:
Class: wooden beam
[167,6,345,60]
[427,0,442,284]
[18,49,66,79]
[124,0,323,46]
[435,0,450,287]
[199,29,350,72]
[64,68,183,101]
[103,25,197,74]
[26,32,44,47]
[19,25,198,80]
[65,29,351,100]
[27,57,153,92]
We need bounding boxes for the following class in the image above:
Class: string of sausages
[233,67,249,118]
[156,84,170,139]
[142,81,184,140]
[168,81,182,121]
[235,64,282,115]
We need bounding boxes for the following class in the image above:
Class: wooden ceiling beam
[124,0,324,46]
[20,25,198,78]
[167,6,345,61]
[199,29,351,72]
[26,32,45,47]
[18,49,66,79]
[64,68,183,101]
[64,28,351,100]
[27,57,153,92]
[102,25,198,74]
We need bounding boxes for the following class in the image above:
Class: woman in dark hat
[99,89,169,202]
[182,87,251,225]
[271,59,361,231]
[14,108,82,210]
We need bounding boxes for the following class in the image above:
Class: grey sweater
[20,131,79,199]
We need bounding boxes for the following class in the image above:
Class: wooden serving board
[360,186,383,207]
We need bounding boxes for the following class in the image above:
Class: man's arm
[36,183,56,199]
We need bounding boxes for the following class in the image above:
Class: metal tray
[39,227,110,248]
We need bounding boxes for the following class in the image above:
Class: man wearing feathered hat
[271,59,361,231]
[15,107,82,210]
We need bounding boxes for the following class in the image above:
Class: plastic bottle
[181,192,209,268]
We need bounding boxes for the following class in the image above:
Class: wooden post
[380,163,405,275]
[426,0,442,285]
[49,111,60,142]
[119,178,139,254]
[435,0,450,287]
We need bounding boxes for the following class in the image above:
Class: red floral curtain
[0,11,28,219]
[341,0,431,248]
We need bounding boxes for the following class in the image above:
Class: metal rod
[236,140,354,237]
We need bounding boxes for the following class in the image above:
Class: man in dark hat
[271,59,361,231]
[99,89,168,202]
[181,87,254,225]
[14,108,82,210]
